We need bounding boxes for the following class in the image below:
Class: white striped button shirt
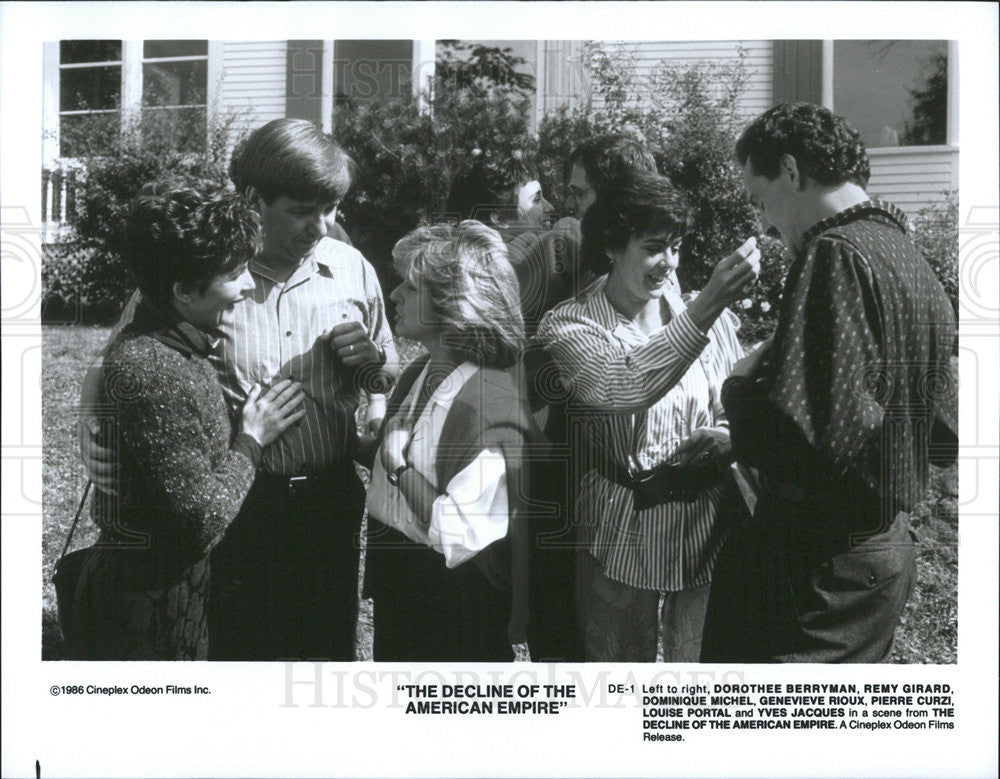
[535,280,744,591]
[214,237,396,475]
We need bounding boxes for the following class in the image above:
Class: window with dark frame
[141,40,209,152]
[56,39,209,157]
[58,40,123,157]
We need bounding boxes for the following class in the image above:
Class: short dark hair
[446,153,538,222]
[122,188,261,307]
[736,102,870,188]
[581,171,691,276]
[229,118,353,205]
[568,134,657,193]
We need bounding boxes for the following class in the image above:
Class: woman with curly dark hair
[536,170,760,662]
[70,187,306,660]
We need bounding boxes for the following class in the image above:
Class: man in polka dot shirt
[701,103,957,663]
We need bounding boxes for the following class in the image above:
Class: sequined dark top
[93,302,262,575]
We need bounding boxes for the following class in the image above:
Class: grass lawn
[40,325,957,663]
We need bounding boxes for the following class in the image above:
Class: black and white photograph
[2,3,997,778]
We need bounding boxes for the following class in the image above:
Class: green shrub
[335,42,538,282]
[910,192,959,315]
[42,108,245,323]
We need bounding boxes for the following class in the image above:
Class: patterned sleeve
[536,303,710,414]
[725,237,885,485]
[105,342,258,550]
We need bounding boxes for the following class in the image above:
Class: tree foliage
[334,42,538,286]
[42,108,244,322]
[901,52,948,146]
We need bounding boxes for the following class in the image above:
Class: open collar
[250,237,344,286]
[582,276,683,336]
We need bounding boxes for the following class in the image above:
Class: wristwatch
[386,463,409,486]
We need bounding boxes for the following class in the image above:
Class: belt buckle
[288,475,308,495]
[629,467,657,485]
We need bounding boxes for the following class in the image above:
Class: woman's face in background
[514,179,553,228]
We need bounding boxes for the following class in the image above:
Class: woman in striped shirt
[536,171,760,662]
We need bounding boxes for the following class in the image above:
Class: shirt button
[286,331,292,337]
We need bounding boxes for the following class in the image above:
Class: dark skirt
[364,521,512,662]
[69,547,210,661]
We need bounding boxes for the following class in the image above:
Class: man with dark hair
[701,103,957,663]
[567,133,658,219]
[229,126,355,246]
[80,118,399,661]
[517,134,659,334]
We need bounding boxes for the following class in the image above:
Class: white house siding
[866,147,959,216]
[586,40,774,120]
[215,41,287,154]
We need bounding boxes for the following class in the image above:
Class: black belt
[599,456,729,511]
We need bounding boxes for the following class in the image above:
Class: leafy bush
[42,108,245,323]
[910,192,959,315]
[334,42,538,285]
[539,43,789,342]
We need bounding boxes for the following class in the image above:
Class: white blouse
[366,361,509,568]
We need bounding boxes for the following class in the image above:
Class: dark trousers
[208,467,365,661]
[701,492,917,663]
[366,523,512,662]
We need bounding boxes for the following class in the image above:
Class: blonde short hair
[392,221,524,368]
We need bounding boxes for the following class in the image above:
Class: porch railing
[41,168,78,243]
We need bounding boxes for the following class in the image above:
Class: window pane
[60,40,121,64]
[60,65,122,111]
[143,60,208,107]
[141,106,207,152]
[834,40,948,147]
[143,40,208,59]
[59,112,120,157]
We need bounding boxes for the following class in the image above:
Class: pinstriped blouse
[536,279,744,590]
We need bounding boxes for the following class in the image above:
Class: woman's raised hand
[686,237,761,332]
[240,379,306,446]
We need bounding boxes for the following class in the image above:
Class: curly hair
[229,118,354,205]
[122,187,262,307]
[568,133,657,194]
[736,103,870,188]
[580,170,692,276]
[446,153,538,222]
[392,221,524,368]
